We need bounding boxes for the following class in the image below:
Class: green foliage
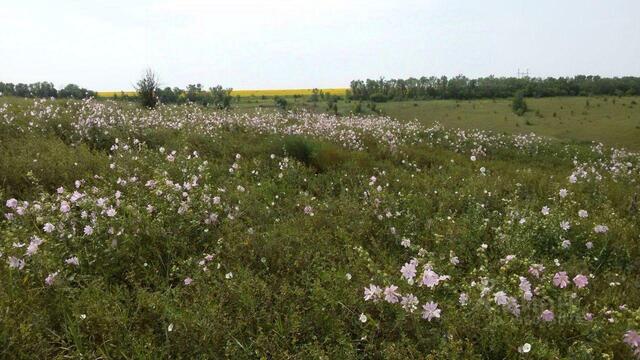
[274,96,288,110]
[512,91,528,116]
[349,75,640,101]
[1,98,639,358]
[0,135,108,198]
[135,69,160,108]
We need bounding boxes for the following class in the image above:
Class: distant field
[369,97,640,150]
[231,88,347,97]
[231,95,640,150]
[96,88,348,98]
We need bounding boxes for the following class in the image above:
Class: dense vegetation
[1,97,639,358]
[349,75,640,102]
[0,81,96,99]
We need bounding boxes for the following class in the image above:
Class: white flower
[345,273,352,280]
[594,224,608,233]
[8,256,25,270]
[400,294,419,312]
[106,207,117,217]
[494,291,508,306]
[560,221,570,231]
[65,256,80,266]
[559,188,568,198]
[541,206,550,215]
[518,343,532,353]
[168,323,174,332]
[84,225,93,236]
[400,237,411,248]
[578,210,588,218]
[359,313,367,323]
[303,205,314,216]
[459,292,469,306]
[43,222,55,233]
[225,272,233,279]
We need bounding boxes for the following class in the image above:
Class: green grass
[373,97,640,150]
[0,97,639,358]
[223,95,640,150]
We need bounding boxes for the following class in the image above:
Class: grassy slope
[360,97,640,150]
[0,97,639,358]
[229,95,640,149]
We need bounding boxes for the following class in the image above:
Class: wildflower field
[1,97,639,358]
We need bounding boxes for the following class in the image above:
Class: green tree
[512,91,528,116]
[135,69,159,108]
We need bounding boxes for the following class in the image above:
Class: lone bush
[512,91,528,116]
[136,69,159,108]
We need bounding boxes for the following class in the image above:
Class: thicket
[0,81,96,99]
[349,75,640,102]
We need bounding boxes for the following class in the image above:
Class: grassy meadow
[230,95,640,150]
[1,96,639,358]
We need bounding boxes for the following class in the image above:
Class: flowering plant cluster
[0,98,638,358]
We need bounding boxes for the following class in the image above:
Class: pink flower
[25,236,44,256]
[541,309,554,322]
[364,284,382,302]
[60,201,71,213]
[400,260,417,280]
[573,274,589,289]
[421,269,441,288]
[553,272,569,288]
[584,313,593,321]
[43,222,55,233]
[6,198,18,208]
[384,285,400,303]
[624,331,640,352]
[184,277,193,285]
[528,264,545,278]
[421,301,441,321]
[83,225,93,236]
[519,277,533,301]
[45,271,59,286]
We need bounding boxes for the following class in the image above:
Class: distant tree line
[154,84,233,108]
[349,75,640,102]
[0,81,96,99]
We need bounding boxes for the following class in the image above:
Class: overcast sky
[1,0,639,90]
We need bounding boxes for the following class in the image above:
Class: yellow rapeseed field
[96,88,348,98]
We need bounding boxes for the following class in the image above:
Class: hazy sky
[1,0,639,90]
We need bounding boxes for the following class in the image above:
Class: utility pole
[517,68,530,78]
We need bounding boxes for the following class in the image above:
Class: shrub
[512,91,528,116]
[274,96,288,110]
[136,69,159,108]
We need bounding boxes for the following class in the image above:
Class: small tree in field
[136,69,159,108]
[512,90,528,116]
